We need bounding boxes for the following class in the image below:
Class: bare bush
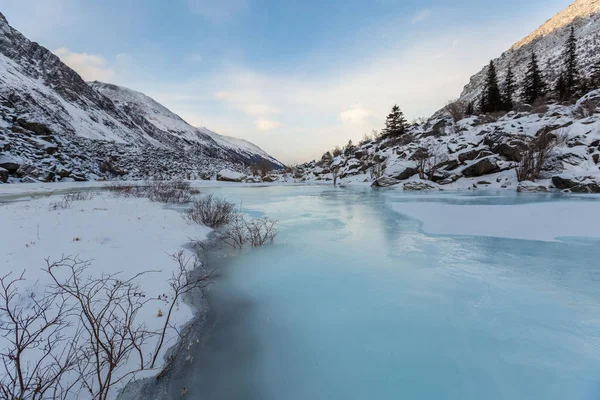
[145,180,195,203]
[413,142,448,181]
[0,272,79,400]
[221,215,278,249]
[49,191,93,210]
[151,251,212,371]
[445,100,465,123]
[516,131,556,182]
[245,218,277,247]
[531,98,549,115]
[222,215,247,249]
[574,99,597,119]
[185,194,235,228]
[332,146,342,157]
[109,180,197,204]
[41,253,212,399]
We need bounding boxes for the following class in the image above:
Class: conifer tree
[591,59,600,88]
[382,105,409,138]
[465,101,475,116]
[481,60,503,113]
[554,73,568,101]
[502,65,516,111]
[522,52,547,104]
[561,26,579,99]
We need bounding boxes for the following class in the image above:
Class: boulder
[371,177,400,188]
[552,175,600,193]
[385,160,418,181]
[484,132,529,162]
[517,182,549,193]
[593,154,599,164]
[216,169,246,182]
[457,147,493,164]
[0,167,8,183]
[403,180,440,191]
[262,175,279,182]
[16,164,55,182]
[0,153,20,173]
[462,157,500,177]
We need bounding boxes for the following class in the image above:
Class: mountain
[284,0,600,192]
[0,12,283,183]
[459,0,600,104]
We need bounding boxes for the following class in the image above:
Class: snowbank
[0,191,211,398]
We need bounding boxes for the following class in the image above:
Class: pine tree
[554,73,568,101]
[481,61,503,113]
[502,65,516,111]
[465,101,475,116]
[560,26,579,100]
[382,105,408,138]
[591,59,600,88]
[522,52,547,104]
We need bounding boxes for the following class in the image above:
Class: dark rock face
[484,132,529,162]
[458,147,493,163]
[462,157,500,177]
[0,166,8,183]
[371,177,399,187]
[552,175,600,193]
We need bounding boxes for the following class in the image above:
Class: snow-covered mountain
[459,0,600,104]
[0,12,283,183]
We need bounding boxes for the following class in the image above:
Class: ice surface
[161,186,600,400]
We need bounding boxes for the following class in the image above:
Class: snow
[0,190,211,398]
[391,196,600,242]
[217,169,246,181]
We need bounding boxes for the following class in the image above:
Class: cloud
[411,9,431,24]
[254,119,282,131]
[53,48,116,82]
[187,0,248,22]
[339,105,376,125]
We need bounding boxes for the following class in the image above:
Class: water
[164,186,600,400]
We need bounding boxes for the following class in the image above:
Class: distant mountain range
[0,12,283,183]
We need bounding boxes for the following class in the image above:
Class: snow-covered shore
[0,190,211,398]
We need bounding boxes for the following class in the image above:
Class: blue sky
[3,0,572,162]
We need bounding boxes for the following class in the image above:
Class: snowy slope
[90,82,283,168]
[459,0,600,104]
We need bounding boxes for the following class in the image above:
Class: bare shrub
[332,146,342,157]
[151,251,212,371]
[222,215,247,249]
[531,98,549,115]
[0,272,79,399]
[221,215,278,249]
[50,191,93,210]
[185,194,235,228]
[42,253,212,398]
[516,131,556,182]
[369,163,384,181]
[109,181,196,204]
[146,180,195,203]
[245,217,277,247]
[574,99,597,119]
[445,100,465,123]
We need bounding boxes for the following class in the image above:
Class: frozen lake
[163,186,600,400]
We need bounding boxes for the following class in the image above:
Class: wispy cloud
[53,48,116,82]
[411,9,431,24]
[254,119,282,131]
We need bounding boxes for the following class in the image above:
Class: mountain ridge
[0,12,283,183]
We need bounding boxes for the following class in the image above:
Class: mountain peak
[512,0,600,49]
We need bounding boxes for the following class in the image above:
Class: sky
[2,0,573,163]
